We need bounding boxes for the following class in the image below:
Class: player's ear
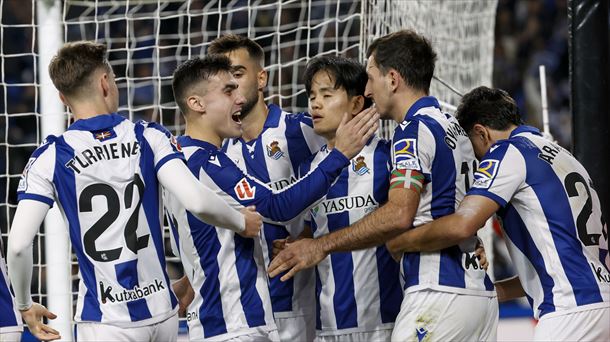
[350,95,365,115]
[100,72,110,97]
[258,68,268,90]
[388,69,400,92]
[186,95,205,114]
[472,124,490,143]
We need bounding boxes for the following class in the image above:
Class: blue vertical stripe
[372,140,402,323]
[233,235,267,327]
[518,139,604,307]
[241,122,295,314]
[135,125,177,310]
[326,169,358,329]
[500,204,556,316]
[423,117,466,288]
[285,115,312,175]
[115,260,152,320]
[187,214,228,338]
[0,269,18,327]
[53,137,102,321]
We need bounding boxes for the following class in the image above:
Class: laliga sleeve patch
[169,135,182,152]
[393,138,420,170]
[234,177,256,200]
[17,157,36,192]
[390,169,424,194]
[472,159,499,189]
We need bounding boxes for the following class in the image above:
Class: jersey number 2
[564,172,601,246]
[79,174,150,262]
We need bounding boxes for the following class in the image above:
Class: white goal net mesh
[1,0,497,336]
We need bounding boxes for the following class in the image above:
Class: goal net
[0,0,497,338]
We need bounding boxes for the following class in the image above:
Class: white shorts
[224,327,280,342]
[315,329,393,342]
[391,290,498,342]
[0,332,22,342]
[77,313,178,341]
[276,314,315,342]
[534,305,610,341]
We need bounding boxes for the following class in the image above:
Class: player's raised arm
[157,158,260,236]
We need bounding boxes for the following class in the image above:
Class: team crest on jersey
[92,129,116,142]
[17,157,36,192]
[234,177,256,200]
[393,138,420,170]
[472,159,499,189]
[351,155,370,175]
[266,141,284,160]
[170,135,182,152]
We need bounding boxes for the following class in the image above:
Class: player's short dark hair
[48,41,110,97]
[208,34,264,65]
[366,29,437,94]
[172,55,232,114]
[303,55,372,109]
[456,86,524,133]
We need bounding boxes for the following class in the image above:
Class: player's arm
[386,194,499,253]
[268,184,421,281]
[494,276,526,302]
[214,108,379,224]
[7,200,61,341]
[158,159,260,236]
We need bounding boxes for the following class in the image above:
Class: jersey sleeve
[16,138,56,206]
[467,142,526,207]
[199,149,349,224]
[391,119,435,185]
[141,122,185,172]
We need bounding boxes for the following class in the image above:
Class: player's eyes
[233,72,243,78]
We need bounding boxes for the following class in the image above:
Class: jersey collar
[509,125,542,138]
[178,135,219,151]
[403,96,441,121]
[67,113,126,131]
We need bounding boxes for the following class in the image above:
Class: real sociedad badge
[266,141,284,160]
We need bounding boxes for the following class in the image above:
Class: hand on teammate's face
[334,107,379,159]
[20,303,60,341]
[240,206,262,238]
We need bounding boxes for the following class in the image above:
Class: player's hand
[271,237,294,260]
[334,107,379,159]
[20,303,60,341]
[240,206,262,238]
[268,238,327,281]
[172,276,194,317]
[475,244,489,271]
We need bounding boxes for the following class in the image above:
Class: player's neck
[325,135,337,150]
[185,122,222,148]
[240,99,268,142]
[68,98,115,121]
[392,88,427,123]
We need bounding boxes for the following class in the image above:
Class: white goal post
[1,1,497,339]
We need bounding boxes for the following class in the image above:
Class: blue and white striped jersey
[222,104,324,318]
[392,97,495,296]
[0,240,22,334]
[166,136,350,340]
[300,137,402,335]
[468,125,610,319]
[17,114,181,327]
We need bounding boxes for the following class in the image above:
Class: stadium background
[1,0,608,341]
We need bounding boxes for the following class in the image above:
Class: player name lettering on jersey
[444,121,468,150]
[65,141,140,174]
[99,278,165,304]
[315,194,378,215]
[591,263,610,283]
[537,143,560,165]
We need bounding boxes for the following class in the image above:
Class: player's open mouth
[232,111,241,123]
